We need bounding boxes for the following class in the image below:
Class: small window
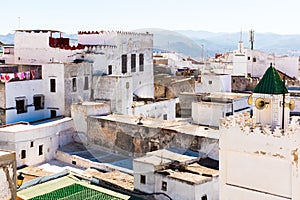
[30,141,34,148]
[247,56,250,60]
[161,181,167,191]
[208,80,212,85]
[21,150,26,159]
[108,65,112,75]
[50,78,56,92]
[139,54,144,71]
[253,57,256,62]
[33,95,44,110]
[201,195,208,200]
[84,76,89,90]
[131,54,136,72]
[72,77,77,92]
[16,97,27,114]
[50,110,56,118]
[72,160,77,165]
[163,114,167,120]
[38,145,43,156]
[140,175,146,184]
[122,54,127,73]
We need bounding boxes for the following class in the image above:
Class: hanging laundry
[30,70,35,79]
[25,71,30,80]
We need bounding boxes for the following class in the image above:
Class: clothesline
[0,70,37,83]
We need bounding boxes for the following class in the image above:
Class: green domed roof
[253,63,288,94]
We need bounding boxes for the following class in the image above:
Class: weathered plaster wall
[0,151,16,200]
[71,102,111,144]
[178,93,204,117]
[64,62,93,117]
[132,99,176,120]
[93,75,133,115]
[87,116,218,157]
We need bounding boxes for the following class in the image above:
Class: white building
[0,62,92,124]
[207,40,299,79]
[195,73,232,93]
[192,92,250,127]
[133,149,219,200]
[0,117,75,167]
[219,64,299,199]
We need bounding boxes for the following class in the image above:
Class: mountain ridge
[2,29,300,59]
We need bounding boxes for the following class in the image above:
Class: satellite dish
[255,98,268,110]
[285,99,295,111]
[247,94,253,105]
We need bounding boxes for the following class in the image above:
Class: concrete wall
[132,99,176,120]
[0,150,16,200]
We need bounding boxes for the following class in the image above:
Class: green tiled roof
[253,63,288,94]
[29,183,122,200]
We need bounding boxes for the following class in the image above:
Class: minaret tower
[248,63,294,129]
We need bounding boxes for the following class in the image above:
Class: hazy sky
[2,0,300,34]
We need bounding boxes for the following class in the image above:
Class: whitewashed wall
[14,31,77,64]
[192,102,231,127]
[132,99,176,120]
[0,118,75,167]
[219,113,300,200]
[42,63,65,117]
[195,74,231,93]
[5,80,45,124]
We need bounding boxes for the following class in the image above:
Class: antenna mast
[249,29,254,50]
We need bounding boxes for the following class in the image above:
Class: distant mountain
[2,30,300,60]
[0,33,14,45]
[177,30,300,57]
[135,28,205,59]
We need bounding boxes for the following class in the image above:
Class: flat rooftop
[0,117,72,133]
[134,149,198,167]
[158,169,212,185]
[58,142,133,170]
[0,149,15,157]
[92,114,219,139]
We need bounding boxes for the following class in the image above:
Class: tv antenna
[249,29,254,50]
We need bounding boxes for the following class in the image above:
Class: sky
[1,0,300,35]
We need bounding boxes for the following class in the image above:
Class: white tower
[249,63,293,129]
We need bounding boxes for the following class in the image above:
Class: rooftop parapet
[219,112,300,158]
[219,112,299,136]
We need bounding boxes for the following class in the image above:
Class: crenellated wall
[219,112,300,200]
